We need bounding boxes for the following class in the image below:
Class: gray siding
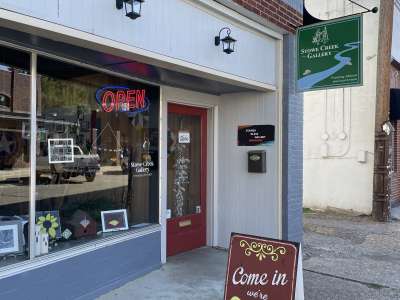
[218,92,279,248]
[0,232,161,300]
[282,34,304,243]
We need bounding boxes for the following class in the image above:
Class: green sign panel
[297,15,363,92]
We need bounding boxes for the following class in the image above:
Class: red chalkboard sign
[224,233,300,300]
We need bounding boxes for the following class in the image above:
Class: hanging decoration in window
[172,143,190,217]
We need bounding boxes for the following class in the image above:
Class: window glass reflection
[34,57,159,255]
[0,46,31,267]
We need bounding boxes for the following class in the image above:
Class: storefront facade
[0,1,303,299]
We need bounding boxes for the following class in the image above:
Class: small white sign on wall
[178,131,190,144]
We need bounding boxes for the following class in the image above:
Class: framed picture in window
[48,138,74,164]
[0,221,23,255]
[101,209,128,233]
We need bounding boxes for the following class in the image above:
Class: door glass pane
[167,112,201,218]
[0,45,31,267]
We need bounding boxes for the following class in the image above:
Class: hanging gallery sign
[297,15,363,92]
[238,125,275,146]
[224,233,300,300]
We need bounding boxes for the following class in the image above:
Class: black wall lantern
[215,27,236,54]
[116,0,144,20]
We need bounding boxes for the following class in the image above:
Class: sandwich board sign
[297,15,363,92]
[224,233,303,300]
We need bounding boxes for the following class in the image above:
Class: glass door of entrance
[167,103,207,256]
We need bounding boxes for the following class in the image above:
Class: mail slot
[248,150,266,173]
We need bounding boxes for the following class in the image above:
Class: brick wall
[232,0,303,32]
[391,64,400,203]
[392,120,400,202]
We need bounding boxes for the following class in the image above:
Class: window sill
[0,224,161,280]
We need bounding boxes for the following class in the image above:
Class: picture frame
[0,221,24,256]
[48,138,74,164]
[101,209,129,233]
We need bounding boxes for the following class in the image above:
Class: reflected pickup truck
[37,146,100,183]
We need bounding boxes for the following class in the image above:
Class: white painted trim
[295,245,305,299]
[212,105,219,247]
[186,0,283,40]
[277,40,284,239]
[0,225,161,280]
[160,88,168,264]
[205,106,216,247]
[0,8,277,92]
[29,52,37,259]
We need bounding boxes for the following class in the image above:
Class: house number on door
[178,131,190,144]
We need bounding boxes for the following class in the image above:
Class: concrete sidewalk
[99,212,400,300]
[303,211,400,300]
[98,247,227,300]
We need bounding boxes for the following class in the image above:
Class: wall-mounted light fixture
[215,27,236,54]
[116,0,144,20]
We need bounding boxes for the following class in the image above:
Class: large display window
[0,46,31,267]
[0,44,160,268]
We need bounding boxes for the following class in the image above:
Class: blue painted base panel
[0,232,161,300]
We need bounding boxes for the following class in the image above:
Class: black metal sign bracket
[303,0,378,26]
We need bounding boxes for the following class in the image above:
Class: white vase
[34,225,41,256]
[40,233,49,255]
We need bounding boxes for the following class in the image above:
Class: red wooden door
[167,103,207,257]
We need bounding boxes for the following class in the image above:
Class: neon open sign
[95,86,150,115]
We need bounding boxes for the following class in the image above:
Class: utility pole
[373,0,395,221]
